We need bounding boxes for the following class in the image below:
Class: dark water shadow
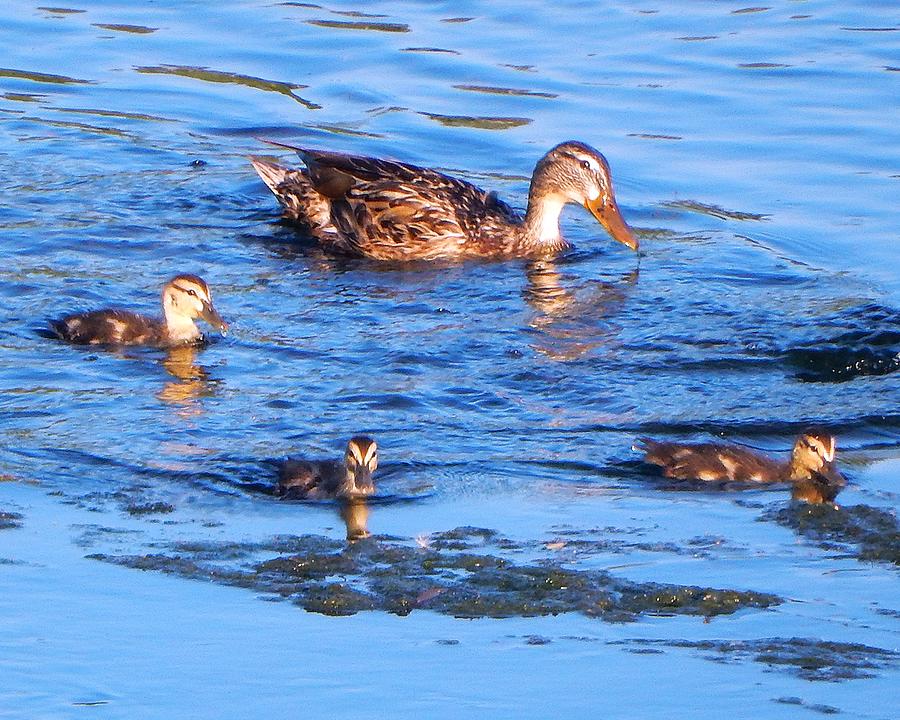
[782,303,900,382]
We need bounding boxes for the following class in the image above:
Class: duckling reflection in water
[277,436,378,501]
[340,500,371,541]
[157,345,217,417]
[49,275,227,348]
[634,428,846,504]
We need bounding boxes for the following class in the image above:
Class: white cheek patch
[811,437,835,463]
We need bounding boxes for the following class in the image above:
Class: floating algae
[765,502,900,566]
[0,510,23,530]
[89,526,781,621]
[614,638,899,682]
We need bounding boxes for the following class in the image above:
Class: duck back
[635,438,782,483]
[49,309,164,346]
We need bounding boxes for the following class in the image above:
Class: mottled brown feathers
[634,430,845,504]
[251,140,637,261]
[49,309,165,346]
[635,438,781,483]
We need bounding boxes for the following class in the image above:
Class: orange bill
[585,194,638,250]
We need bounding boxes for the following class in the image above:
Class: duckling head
[530,141,638,251]
[162,274,228,338]
[341,436,378,498]
[790,428,846,489]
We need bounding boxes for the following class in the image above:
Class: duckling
[634,428,846,503]
[250,140,637,261]
[277,436,378,500]
[49,274,227,348]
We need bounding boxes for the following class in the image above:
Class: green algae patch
[664,199,769,221]
[0,510,23,530]
[453,84,557,99]
[125,501,175,516]
[306,19,409,33]
[2,93,46,103]
[89,526,780,621]
[0,68,91,85]
[92,23,158,34]
[134,65,321,109]
[37,7,86,13]
[616,638,899,682]
[420,112,532,130]
[765,503,900,566]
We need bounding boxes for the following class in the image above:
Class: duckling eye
[187,289,198,298]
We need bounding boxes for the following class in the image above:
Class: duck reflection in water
[157,345,217,417]
[339,500,371,541]
[524,259,639,361]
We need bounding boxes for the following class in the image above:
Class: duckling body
[250,141,637,261]
[634,429,845,503]
[278,436,378,500]
[49,275,227,348]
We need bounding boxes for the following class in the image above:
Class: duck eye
[580,160,591,171]
[187,289,197,297]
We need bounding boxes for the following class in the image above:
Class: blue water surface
[0,1,898,718]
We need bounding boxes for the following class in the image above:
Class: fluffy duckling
[634,428,846,504]
[250,140,637,261]
[277,436,378,500]
[49,275,227,348]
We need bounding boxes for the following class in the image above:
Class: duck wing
[277,459,322,499]
[265,142,521,260]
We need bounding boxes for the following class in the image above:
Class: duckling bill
[277,436,378,500]
[634,428,846,504]
[251,140,638,261]
[49,275,227,348]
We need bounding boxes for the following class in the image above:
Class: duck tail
[249,156,292,195]
[632,437,655,454]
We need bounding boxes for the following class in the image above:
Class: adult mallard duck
[48,274,227,348]
[634,428,846,504]
[277,436,378,500]
[250,140,638,261]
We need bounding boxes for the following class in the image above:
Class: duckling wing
[49,309,162,346]
[277,460,322,498]
[296,147,522,259]
[636,439,778,483]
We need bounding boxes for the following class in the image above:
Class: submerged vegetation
[614,638,899,682]
[766,503,900,566]
[90,526,781,621]
[0,510,23,530]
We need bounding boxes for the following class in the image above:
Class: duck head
[340,436,378,498]
[162,274,228,337]
[529,141,638,251]
[790,428,846,491]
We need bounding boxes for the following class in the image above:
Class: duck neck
[786,454,811,482]
[162,296,201,345]
[519,171,571,254]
